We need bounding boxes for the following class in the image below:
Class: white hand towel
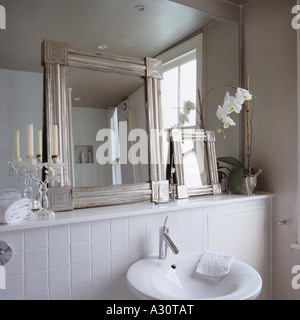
[196,250,233,281]
[0,198,32,224]
[0,189,21,199]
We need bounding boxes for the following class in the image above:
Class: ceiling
[0,0,215,73]
[0,0,241,108]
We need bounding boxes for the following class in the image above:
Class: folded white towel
[196,250,233,281]
[0,189,21,199]
[0,198,32,224]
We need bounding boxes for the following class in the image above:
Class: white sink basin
[127,252,262,300]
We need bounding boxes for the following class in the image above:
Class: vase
[238,169,262,196]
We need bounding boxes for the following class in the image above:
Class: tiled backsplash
[0,208,205,300]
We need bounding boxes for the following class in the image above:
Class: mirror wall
[67,67,149,188]
[0,0,240,205]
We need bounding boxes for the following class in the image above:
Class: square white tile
[71,261,91,285]
[92,258,110,280]
[111,235,128,256]
[91,220,110,239]
[71,222,90,242]
[25,248,48,273]
[72,282,92,300]
[145,229,159,249]
[91,237,110,260]
[49,245,70,268]
[128,215,145,234]
[92,277,111,300]
[129,233,145,253]
[24,228,47,250]
[145,213,161,230]
[25,270,48,296]
[111,217,128,236]
[176,225,190,243]
[48,225,70,246]
[111,254,129,276]
[49,266,70,291]
[176,209,190,226]
[71,241,91,264]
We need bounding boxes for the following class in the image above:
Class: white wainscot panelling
[206,199,271,300]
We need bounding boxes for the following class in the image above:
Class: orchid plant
[175,100,196,129]
[216,84,261,194]
[216,87,253,147]
[175,89,214,129]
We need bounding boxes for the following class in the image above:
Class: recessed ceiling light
[135,5,147,12]
[98,44,108,50]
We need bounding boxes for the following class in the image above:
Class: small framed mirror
[171,128,221,198]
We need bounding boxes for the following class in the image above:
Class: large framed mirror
[43,40,167,209]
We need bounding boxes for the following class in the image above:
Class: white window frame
[162,50,197,128]
[156,33,203,129]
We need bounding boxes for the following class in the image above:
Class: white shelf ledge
[0,193,273,233]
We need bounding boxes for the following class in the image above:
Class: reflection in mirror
[161,49,198,130]
[67,67,149,188]
[158,20,239,196]
[181,129,208,189]
[0,0,241,210]
[158,20,240,159]
[0,69,43,195]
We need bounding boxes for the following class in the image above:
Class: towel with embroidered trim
[0,198,32,224]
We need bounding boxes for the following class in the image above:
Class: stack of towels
[0,189,32,224]
[196,250,233,281]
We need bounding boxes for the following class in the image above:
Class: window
[161,50,197,129]
[156,34,203,129]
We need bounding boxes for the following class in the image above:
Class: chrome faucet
[159,217,179,259]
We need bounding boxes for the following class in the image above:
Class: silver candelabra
[8,159,67,219]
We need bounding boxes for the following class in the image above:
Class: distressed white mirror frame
[43,39,168,210]
[171,129,222,198]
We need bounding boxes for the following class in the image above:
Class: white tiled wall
[0,208,205,300]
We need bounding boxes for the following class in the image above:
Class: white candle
[52,125,58,156]
[14,129,20,161]
[37,129,42,156]
[26,123,34,158]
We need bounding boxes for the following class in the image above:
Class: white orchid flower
[183,100,196,115]
[178,112,190,127]
[216,105,227,120]
[222,115,236,129]
[235,87,252,105]
[223,92,242,114]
